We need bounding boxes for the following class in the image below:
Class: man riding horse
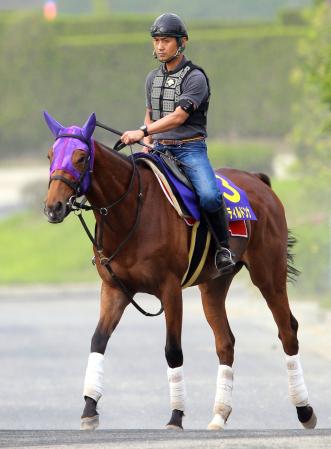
[43,12,317,431]
[121,13,235,274]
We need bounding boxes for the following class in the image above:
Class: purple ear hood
[44,111,96,138]
[45,112,96,195]
[44,111,64,137]
[82,112,96,140]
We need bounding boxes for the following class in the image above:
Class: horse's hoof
[207,413,225,430]
[165,424,184,430]
[297,405,317,429]
[166,409,184,430]
[81,415,99,430]
[302,411,317,429]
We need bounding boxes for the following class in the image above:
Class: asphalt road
[0,429,331,449]
[0,280,330,446]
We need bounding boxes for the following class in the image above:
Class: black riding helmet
[150,13,188,39]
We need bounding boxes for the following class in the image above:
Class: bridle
[49,133,93,196]
[48,129,164,318]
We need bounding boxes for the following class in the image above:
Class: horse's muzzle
[44,200,70,223]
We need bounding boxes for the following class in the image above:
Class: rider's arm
[121,106,189,145]
[147,106,189,135]
[142,109,153,152]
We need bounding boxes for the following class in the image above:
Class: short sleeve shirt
[145,56,209,140]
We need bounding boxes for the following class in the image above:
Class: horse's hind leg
[199,275,236,430]
[247,240,317,429]
[81,281,129,430]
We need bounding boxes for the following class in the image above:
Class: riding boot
[203,201,235,275]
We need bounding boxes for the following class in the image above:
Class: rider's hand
[142,136,153,153]
[121,129,144,145]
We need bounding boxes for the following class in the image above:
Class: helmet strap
[164,47,181,64]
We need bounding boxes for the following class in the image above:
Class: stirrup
[215,247,235,274]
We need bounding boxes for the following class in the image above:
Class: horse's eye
[77,155,86,164]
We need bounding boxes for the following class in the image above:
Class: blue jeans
[154,140,222,212]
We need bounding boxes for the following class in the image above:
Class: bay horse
[44,112,316,431]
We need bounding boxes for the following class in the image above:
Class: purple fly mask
[44,111,96,195]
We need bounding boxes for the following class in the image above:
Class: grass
[0,155,329,302]
[0,211,98,284]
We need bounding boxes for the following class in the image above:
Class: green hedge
[208,140,274,173]
[0,12,305,156]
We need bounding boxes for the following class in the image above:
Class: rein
[56,128,163,318]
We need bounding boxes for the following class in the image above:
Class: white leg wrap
[286,354,309,407]
[167,366,186,412]
[213,364,233,413]
[83,352,105,402]
[208,365,233,430]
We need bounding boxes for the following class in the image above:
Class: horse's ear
[82,113,96,140]
[43,111,64,138]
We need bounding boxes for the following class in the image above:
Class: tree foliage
[290,1,331,295]
[291,1,331,187]
[0,12,305,155]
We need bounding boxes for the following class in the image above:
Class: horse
[43,112,317,431]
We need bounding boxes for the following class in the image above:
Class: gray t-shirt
[145,57,209,140]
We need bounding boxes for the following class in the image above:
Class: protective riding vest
[150,60,210,127]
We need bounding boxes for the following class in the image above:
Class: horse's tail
[254,172,272,188]
[254,172,298,283]
[287,230,300,283]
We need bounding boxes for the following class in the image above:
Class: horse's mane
[95,140,131,163]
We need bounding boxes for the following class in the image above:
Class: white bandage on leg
[213,364,233,415]
[167,366,186,412]
[208,365,233,430]
[83,352,105,402]
[286,354,309,407]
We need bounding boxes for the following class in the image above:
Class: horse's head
[44,111,96,223]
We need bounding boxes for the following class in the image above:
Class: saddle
[133,151,257,224]
[156,150,193,191]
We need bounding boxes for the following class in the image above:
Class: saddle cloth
[133,152,257,223]
[133,152,254,287]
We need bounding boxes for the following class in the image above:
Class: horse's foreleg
[81,281,129,430]
[199,276,235,430]
[162,279,185,430]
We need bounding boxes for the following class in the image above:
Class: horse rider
[121,13,235,274]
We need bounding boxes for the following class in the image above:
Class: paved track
[1,429,331,449]
[0,281,330,446]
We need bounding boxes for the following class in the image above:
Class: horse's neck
[87,141,135,210]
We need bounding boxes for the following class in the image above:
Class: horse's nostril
[54,201,64,213]
[46,201,67,222]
